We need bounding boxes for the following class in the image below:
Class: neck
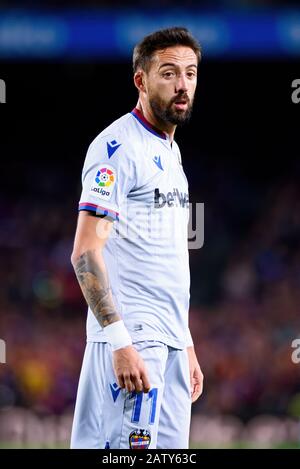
[136,100,176,142]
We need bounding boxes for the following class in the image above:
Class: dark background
[1,60,299,194]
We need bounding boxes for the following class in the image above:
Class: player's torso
[122,134,189,257]
[87,112,191,347]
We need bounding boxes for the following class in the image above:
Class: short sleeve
[78,134,136,221]
[186,327,194,347]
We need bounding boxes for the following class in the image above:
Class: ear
[134,70,146,93]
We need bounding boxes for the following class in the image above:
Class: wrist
[104,320,132,351]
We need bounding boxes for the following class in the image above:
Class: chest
[129,142,189,210]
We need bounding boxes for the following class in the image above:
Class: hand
[113,345,151,393]
[187,346,204,403]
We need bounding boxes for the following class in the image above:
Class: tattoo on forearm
[74,250,120,327]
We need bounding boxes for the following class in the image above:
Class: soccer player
[70,27,204,449]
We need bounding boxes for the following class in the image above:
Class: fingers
[190,367,204,403]
[191,383,202,403]
[113,348,151,393]
[117,375,125,390]
[140,370,151,393]
[190,371,193,392]
[132,375,144,393]
[127,370,150,393]
[117,372,134,393]
[123,374,135,393]
[118,372,150,393]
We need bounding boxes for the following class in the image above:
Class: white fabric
[70,341,191,449]
[186,328,194,348]
[78,111,191,349]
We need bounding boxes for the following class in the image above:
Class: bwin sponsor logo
[154,188,189,208]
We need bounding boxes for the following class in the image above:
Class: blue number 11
[130,388,158,425]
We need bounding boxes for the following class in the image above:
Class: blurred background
[0,0,300,448]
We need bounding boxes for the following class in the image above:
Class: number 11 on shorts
[130,388,158,425]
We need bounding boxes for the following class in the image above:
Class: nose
[175,73,188,93]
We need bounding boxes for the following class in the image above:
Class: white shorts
[70,341,191,449]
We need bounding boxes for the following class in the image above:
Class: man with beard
[70,27,204,449]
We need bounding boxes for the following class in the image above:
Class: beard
[149,92,193,126]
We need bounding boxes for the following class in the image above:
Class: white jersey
[79,108,191,349]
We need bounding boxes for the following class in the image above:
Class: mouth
[172,95,189,110]
[173,100,188,110]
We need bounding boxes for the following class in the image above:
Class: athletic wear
[79,109,191,349]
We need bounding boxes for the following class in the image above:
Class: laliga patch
[129,429,151,450]
[90,165,116,201]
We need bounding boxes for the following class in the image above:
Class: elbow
[71,249,81,268]
[70,245,102,268]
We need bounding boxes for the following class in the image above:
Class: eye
[187,71,197,79]
[163,71,175,79]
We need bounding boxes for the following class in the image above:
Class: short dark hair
[133,27,201,73]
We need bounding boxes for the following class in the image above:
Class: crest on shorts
[129,429,151,449]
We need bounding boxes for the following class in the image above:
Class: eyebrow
[158,63,197,70]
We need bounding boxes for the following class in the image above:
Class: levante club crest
[129,429,151,449]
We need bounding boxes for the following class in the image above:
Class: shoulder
[88,112,144,162]
[81,113,143,186]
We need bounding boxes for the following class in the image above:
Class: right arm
[71,211,150,393]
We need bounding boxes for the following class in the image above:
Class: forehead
[151,46,198,69]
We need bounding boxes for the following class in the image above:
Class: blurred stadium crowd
[1,156,300,445]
